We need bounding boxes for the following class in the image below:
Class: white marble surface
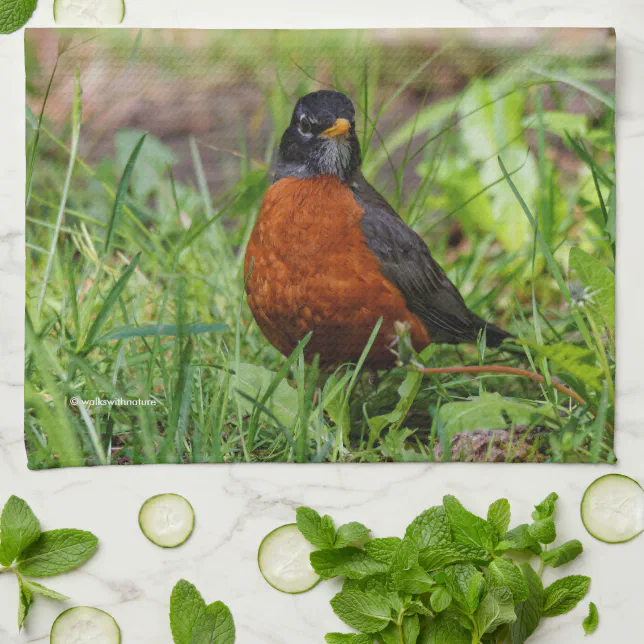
[1,1,643,642]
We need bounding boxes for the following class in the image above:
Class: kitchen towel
[24,28,616,467]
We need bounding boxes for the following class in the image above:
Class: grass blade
[64,240,80,337]
[37,66,82,318]
[163,339,195,460]
[336,318,383,455]
[26,58,59,207]
[81,253,142,353]
[530,65,615,110]
[498,155,593,349]
[25,315,84,467]
[104,133,147,256]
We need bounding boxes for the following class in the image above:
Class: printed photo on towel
[24,28,615,467]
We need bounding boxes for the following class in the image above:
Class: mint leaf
[0,0,37,34]
[296,507,336,550]
[393,566,434,594]
[487,499,511,537]
[532,493,559,521]
[390,538,419,573]
[543,576,591,617]
[22,580,69,601]
[475,586,516,635]
[406,505,481,569]
[16,529,98,577]
[488,557,529,603]
[364,538,402,565]
[17,576,33,630]
[510,564,545,644]
[311,548,388,580]
[190,601,235,644]
[171,579,206,644]
[330,588,393,633]
[0,496,41,566]
[380,623,402,644]
[402,614,421,644]
[335,522,371,549]
[418,613,471,644]
[465,571,486,614]
[418,545,472,571]
[583,602,599,635]
[528,518,556,545]
[497,524,542,555]
[444,564,484,614]
[540,540,583,568]
[325,634,375,644]
[404,599,431,617]
[405,506,452,551]
[168,581,234,644]
[430,587,452,612]
[443,496,497,556]
[355,573,397,599]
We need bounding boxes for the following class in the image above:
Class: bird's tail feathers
[477,319,513,348]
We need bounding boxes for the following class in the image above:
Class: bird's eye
[299,116,312,135]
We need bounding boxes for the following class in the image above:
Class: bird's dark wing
[352,174,509,346]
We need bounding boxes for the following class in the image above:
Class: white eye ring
[299,116,312,135]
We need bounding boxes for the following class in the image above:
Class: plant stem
[586,314,615,402]
[538,545,548,577]
[397,619,405,644]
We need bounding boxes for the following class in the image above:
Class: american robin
[244,90,510,370]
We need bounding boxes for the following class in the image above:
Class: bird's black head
[275,90,361,183]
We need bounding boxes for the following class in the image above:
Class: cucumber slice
[139,494,195,548]
[54,0,125,26]
[51,607,120,643]
[581,474,644,543]
[258,524,320,594]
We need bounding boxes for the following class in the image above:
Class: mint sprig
[293,493,594,643]
[297,506,371,550]
[169,579,235,644]
[0,495,97,630]
[170,580,207,644]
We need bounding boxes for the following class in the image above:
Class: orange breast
[244,175,430,369]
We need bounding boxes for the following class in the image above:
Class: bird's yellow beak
[321,118,351,139]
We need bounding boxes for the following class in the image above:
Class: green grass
[24,30,616,467]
